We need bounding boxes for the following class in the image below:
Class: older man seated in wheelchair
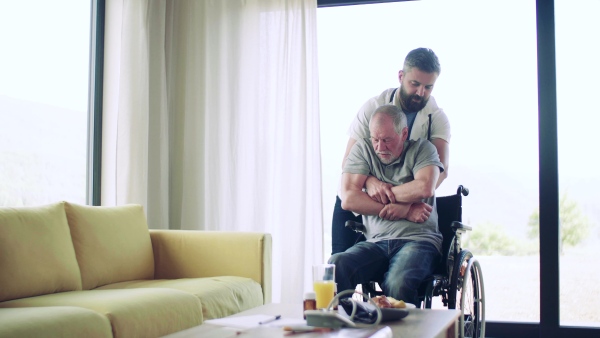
[329,103,485,338]
[328,103,444,306]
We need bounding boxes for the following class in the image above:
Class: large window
[318,0,599,330]
[0,1,91,206]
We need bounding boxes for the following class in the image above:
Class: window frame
[88,0,104,206]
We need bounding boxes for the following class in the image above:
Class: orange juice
[313,280,335,309]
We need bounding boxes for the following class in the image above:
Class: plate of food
[372,295,415,309]
[373,296,415,322]
[380,307,410,321]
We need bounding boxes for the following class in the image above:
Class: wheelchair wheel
[449,250,485,338]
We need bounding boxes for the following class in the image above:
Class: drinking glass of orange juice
[313,264,335,309]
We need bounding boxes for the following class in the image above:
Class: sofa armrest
[149,230,272,304]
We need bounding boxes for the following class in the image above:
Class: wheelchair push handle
[457,185,469,196]
[451,220,472,232]
[345,220,367,234]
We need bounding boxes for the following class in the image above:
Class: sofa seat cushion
[0,306,112,338]
[95,276,264,320]
[0,289,203,338]
[64,202,155,290]
[0,202,82,302]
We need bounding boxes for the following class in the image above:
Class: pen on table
[258,315,281,325]
[283,326,333,334]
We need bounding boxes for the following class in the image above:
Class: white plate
[378,303,416,322]
[380,308,409,321]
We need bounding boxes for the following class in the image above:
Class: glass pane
[556,0,600,327]
[318,0,540,322]
[0,1,90,206]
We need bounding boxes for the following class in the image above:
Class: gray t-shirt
[343,138,444,252]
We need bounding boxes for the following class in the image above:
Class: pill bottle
[303,291,316,319]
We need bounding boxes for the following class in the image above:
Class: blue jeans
[331,196,365,254]
[328,239,440,305]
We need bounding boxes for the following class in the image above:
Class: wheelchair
[345,185,485,338]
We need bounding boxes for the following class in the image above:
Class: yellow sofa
[0,202,272,338]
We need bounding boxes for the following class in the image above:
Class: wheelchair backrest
[433,192,463,275]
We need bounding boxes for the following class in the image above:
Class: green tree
[462,222,530,256]
[527,193,592,254]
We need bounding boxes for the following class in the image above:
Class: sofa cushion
[64,202,154,289]
[0,202,82,302]
[0,306,112,338]
[0,289,203,338]
[96,276,264,320]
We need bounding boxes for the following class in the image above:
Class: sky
[0,0,90,112]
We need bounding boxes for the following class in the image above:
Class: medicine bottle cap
[304,291,316,300]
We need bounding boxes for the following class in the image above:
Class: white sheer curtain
[102,0,323,303]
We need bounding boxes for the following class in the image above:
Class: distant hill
[0,95,87,154]
[444,165,600,243]
[0,95,87,206]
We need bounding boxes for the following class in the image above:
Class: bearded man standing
[331,47,451,254]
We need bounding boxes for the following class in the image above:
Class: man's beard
[399,86,429,113]
[377,152,399,165]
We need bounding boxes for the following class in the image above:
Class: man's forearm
[340,190,384,216]
[391,179,435,202]
[435,170,447,189]
[391,165,439,202]
[391,180,427,202]
[342,191,413,220]
[381,202,412,220]
[342,138,358,170]
[431,138,449,189]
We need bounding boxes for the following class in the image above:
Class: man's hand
[406,202,433,223]
[366,176,396,204]
[378,203,409,221]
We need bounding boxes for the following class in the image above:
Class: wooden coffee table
[163,303,460,338]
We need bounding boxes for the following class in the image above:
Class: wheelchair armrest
[345,220,367,234]
[451,221,472,232]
